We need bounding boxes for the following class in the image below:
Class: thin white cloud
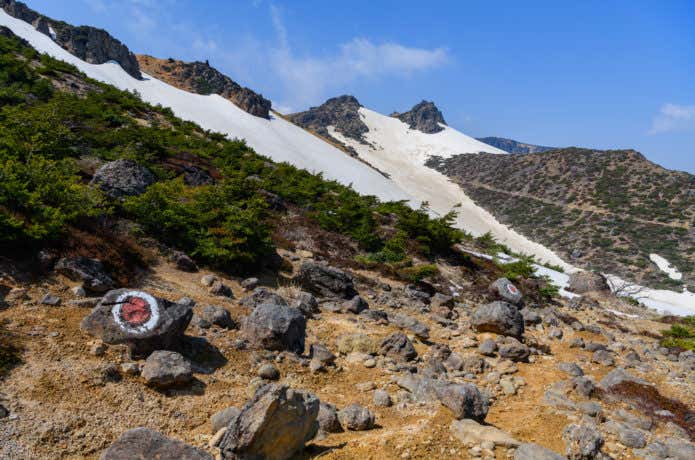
[649,103,695,134]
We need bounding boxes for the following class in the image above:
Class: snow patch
[649,253,682,281]
[606,275,695,317]
[47,25,56,40]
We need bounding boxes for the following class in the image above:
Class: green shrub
[497,256,536,282]
[398,263,439,283]
[660,316,695,351]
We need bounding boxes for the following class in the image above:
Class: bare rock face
[287,95,368,145]
[55,257,115,293]
[0,0,142,79]
[80,289,193,358]
[242,303,306,353]
[100,427,212,460]
[90,159,155,199]
[471,301,525,338]
[392,100,446,134]
[294,262,357,299]
[219,384,319,460]
[568,271,610,294]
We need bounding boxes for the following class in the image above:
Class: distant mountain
[476,136,555,154]
[427,148,695,288]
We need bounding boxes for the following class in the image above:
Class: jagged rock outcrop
[1,0,142,79]
[391,100,446,134]
[136,55,271,118]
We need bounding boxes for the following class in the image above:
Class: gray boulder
[317,402,342,433]
[141,350,192,388]
[563,423,604,460]
[239,287,287,309]
[489,278,523,305]
[379,332,417,361]
[344,295,369,314]
[478,339,498,356]
[598,368,649,392]
[337,404,375,431]
[293,292,319,318]
[514,443,565,460]
[568,271,609,294]
[100,427,211,460]
[472,301,524,338]
[219,384,319,460]
[211,407,241,434]
[81,289,193,358]
[294,262,357,299]
[309,343,336,366]
[90,159,155,198]
[198,305,236,329]
[558,362,584,377]
[55,257,115,293]
[388,313,430,339]
[242,303,306,353]
[498,338,530,362]
[435,383,489,422]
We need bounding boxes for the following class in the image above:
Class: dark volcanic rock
[55,257,115,293]
[287,95,368,145]
[471,301,524,338]
[435,383,489,422]
[294,262,357,299]
[141,350,193,388]
[100,427,212,459]
[379,332,417,361]
[392,100,446,134]
[239,287,288,309]
[242,303,306,353]
[317,402,342,433]
[1,0,142,79]
[90,159,155,198]
[219,384,319,460]
[338,404,375,431]
[80,289,193,358]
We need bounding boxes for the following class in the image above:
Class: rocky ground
[1,246,693,460]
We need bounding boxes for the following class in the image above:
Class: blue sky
[26,0,695,173]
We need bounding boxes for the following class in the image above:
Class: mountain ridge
[476,136,555,154]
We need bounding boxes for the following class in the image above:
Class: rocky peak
[136,55,271,119]
[287,95,368,144]
[1,0,142,79]
[392,100,447,134]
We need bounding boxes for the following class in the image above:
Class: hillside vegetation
[427,148,695,288]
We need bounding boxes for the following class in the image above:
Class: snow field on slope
[649,254,683,281]
[0,10,413,205]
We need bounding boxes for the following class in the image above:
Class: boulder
[100,427,212,460]
[317,402,342,433]
[514,443,565,460]
[208,280,234,298]
[218,384,319,460]
[239,287,287,309]
[198,305,236,329]
[558,362,584,377]
[309,343,336,366]
[337,404,375,431]
[598,368,650,392]
[478,339,498,356]
[568,271,609,294]
[90,159,155,198]
[344,295,369,314]
[387,313,430,339]
[81,289,193,358]
[562,423,604,460]
[258,363,280,381]
[293,292,319,318]
[489,278,523,306]
[379,332,417,361]
[450,419,519,447]
[374,390,392,407]
[242,303,306,353]
[55,257,115,293]
[294,262,357,299]
[171,251,198,272]
[471,301,524,338]
[436,383,489,422]
[498,338,530,362]
[40,293,61,306]
[142,351,192,388]
[396,374,445,403]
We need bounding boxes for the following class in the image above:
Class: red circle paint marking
[119,296,152,326]
[507,284,519,295]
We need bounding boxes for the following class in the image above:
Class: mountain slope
[426,148,695,289]
[476,136,555,154]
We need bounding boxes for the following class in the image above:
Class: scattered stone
[514,443,565,460]
[338,404,375,431]
[471,301,524,338]
[374,389,392,407]
[100,427,212,460]
[208,279,234,298]
[520,308,542,325]
[81,289,193,358]
[571,376,596,398]
[239,287,288,309]
[242,303,306,353]
[198,305,236,329]
[294,262,357,299]
[549,327,564,340]
[141,351,193,388]
[563,423,604,460]
[388,313,430,339]
[200,275,217,287]
[498,339,530,362]
[431,293,454,309]
[40,293,61,306]
[171,251,198,272]
[569,337,585,348]
[558,362,584,377]
[598,368,649,392]
[568,271,609,294]
[241,277,259,291]
[90,159,155,199]
[317,402,342,433]
[380,332,417,361]
[436,383,489,422]
[363,358,376,368]
[120,362,140,376]
[356,381,376,392]
[309,359,324,373]
[489,278,523,306]
[592,350,615,366]
[478,339,498,356]
[309,343,336,366]
[219,384,319,460]
[450,419,519,447]
[70,286,86,297]
[293,292,319,318]
[344,295,369,314]
[258,363,280,380]
[578,402,602,418]
[602,420,646,449]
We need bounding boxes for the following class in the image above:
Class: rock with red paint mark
[100,427,212,460]
[488,278,523,306]
[81,289,193,358]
